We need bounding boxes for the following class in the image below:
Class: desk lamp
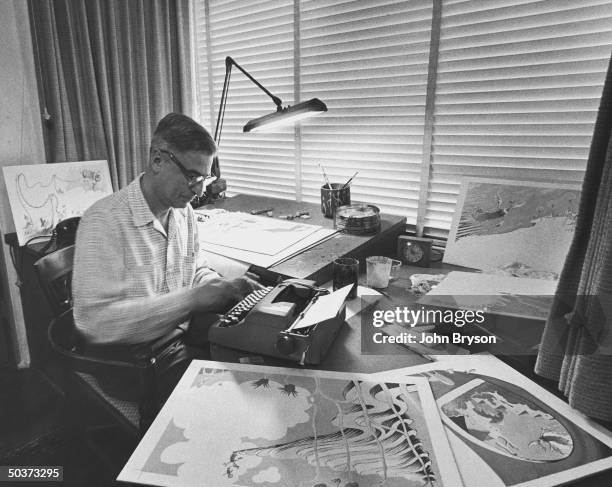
[197,56,327,206]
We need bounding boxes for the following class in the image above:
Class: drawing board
[118,360,463,487]
[373,355,612,487]
[2,161,113,245]
[443,178,580,274]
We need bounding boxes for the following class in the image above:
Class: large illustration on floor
[375,356,612,487]
[118,362,462,487]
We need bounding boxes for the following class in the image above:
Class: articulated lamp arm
[214,56,283,147]
[203,56,326,204]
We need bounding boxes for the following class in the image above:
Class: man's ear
[150,148,164,174]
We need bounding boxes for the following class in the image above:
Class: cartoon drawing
[2,161,112,245]
[444,178,581,274]
[118,361,463,487]
[374,357,612,487]
[224,379,437,485]
[440,379,574,462]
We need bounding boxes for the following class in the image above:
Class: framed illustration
[443,178,580,275]
[373,355,612,487]
[118,360,463,487]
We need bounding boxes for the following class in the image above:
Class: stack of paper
[195,208,337,267]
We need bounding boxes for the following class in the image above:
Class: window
[299,0,432,218]
[427,0,612,237]
[192,0,612,239]
[193,0,295,197]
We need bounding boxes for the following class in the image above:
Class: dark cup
[333,257,359,300]
[321,183,351,218]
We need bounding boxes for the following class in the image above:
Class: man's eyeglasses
[158,149,217,188]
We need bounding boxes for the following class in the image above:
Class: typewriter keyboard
[218,286,274,327]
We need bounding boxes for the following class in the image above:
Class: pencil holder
[320,183,351,218]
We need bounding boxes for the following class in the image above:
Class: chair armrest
[47,310,185,374]
[47,316,147,372]
[48,310,191,433]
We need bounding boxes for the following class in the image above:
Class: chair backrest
[34,245,75,317]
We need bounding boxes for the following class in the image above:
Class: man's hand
[244,272,267,292]
[191,276,263,314]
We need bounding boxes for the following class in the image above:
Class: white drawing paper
[118,360,463,487]
[419,271,557,320]
[195,208,331,256]
[443,178,580,274]
[200,227,337,268]
[2,161,113,245]
[291,284,352,330]
[372,355,612,487]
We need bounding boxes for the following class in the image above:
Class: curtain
[28,0,192,189]
[535,52,612,422]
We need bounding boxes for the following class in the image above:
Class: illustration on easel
[2,160,113,246]
[444,178,580,276]
[118,361,463,487]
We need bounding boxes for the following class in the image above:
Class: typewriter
[208,279,348,365]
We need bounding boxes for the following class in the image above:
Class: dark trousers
[94,313,217,423]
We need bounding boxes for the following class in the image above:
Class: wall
[0,0,45,367]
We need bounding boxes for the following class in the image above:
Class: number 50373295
[1,467,63,481]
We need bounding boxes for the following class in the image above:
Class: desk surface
[203,194,406,284]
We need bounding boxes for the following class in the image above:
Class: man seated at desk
[72,113,258,404]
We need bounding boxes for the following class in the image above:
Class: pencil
[318,163,331,189]
[250,208,273,215]
[377,289,391,299]
[342,171,359,189]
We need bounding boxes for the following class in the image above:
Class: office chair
[34,245,186,439]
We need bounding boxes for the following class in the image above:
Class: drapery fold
[29,0,192,189]
[535,51,612,422]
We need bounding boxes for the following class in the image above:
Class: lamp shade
[243,98,328,133]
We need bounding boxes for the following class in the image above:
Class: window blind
[193,0,432,220]
[193,0,296,199]
[426,0,612,238]
[299,0,433,221]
